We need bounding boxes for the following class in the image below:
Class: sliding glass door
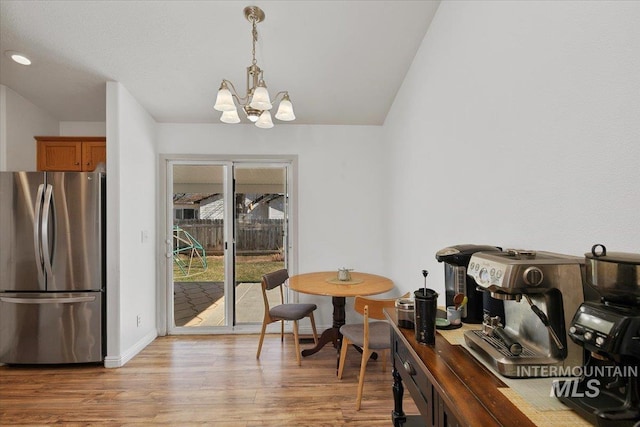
[233,165,288,324]
[169,162,233,331]
[165,158,292,334]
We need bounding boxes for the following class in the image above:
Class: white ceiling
[0,1,439,126]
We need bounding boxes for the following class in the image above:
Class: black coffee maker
[436,244,502,324]
[557,245,640,427]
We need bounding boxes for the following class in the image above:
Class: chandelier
[213,6,295,129]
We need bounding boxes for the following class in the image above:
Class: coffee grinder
[556,245,640,427]
[436,244,502,324]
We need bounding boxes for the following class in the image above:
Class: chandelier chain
[251,17,258,66]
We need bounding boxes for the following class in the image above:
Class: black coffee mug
[414,288,438,345]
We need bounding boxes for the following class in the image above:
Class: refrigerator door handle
[33,183,46,287]
[41,184,55,279]
[0,296,96,304]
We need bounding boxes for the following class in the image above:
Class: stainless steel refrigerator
[0,171,105,364]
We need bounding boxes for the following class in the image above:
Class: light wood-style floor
[0,334,418,426]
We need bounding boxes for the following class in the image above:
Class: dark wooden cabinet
[386,309,536,427]
[35,136,106,171]
[392,326,460,427]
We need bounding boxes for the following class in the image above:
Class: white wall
[383,1,640,302]
[104,82,158,367]
[59,121,106,136]
[157,123,390,326]
[0,84,58,171]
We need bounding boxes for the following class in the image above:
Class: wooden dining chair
[256,269,319,366]
[337,293,408,410]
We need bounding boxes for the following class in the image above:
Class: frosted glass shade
[214,87,235,111]
[255,111,274,129]
[249,85,272,110]
[275,98,295,121]
[220,109,240,124]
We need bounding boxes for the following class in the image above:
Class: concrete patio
[174,281,279,327]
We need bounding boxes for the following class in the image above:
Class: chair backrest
[353,293,410,320]
[260,269,288,317]
[262,269,289,290]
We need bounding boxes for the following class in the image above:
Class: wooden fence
[174,219,284,254]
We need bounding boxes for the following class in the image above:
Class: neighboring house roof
[173,193,214,205]
[198,194,284,220]
[200,198,224,219]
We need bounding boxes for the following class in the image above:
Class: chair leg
[293,320,301,366]
[280,320,284,342]
[355,347,370,411]
[309,312,319,345]
[337,337,351,379]
[256,320,268,359]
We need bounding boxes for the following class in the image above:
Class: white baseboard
[103,329,157,368]
[297,324,330,336]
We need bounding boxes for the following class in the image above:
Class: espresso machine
[463,249,586,378]
[556,245,640,427]
[436,244,502,324]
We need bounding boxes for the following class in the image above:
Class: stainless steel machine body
[463,250,586,378]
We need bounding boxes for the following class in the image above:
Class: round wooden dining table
[289,271,394,358]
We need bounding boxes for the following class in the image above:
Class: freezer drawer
[0,292,103,364]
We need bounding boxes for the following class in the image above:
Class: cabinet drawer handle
[403,361,416,376]
[74,162,80,165]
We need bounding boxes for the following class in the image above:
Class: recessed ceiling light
[5,51,32,66]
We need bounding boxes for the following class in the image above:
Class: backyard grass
[173,254,283,282]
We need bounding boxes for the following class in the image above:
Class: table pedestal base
[300,296,379,368]
[301,327,340,357]
[302,296,345,357]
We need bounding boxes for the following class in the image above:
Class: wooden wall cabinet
[36,136,106,172]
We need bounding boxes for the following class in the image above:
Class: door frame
[157,154,298,336]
